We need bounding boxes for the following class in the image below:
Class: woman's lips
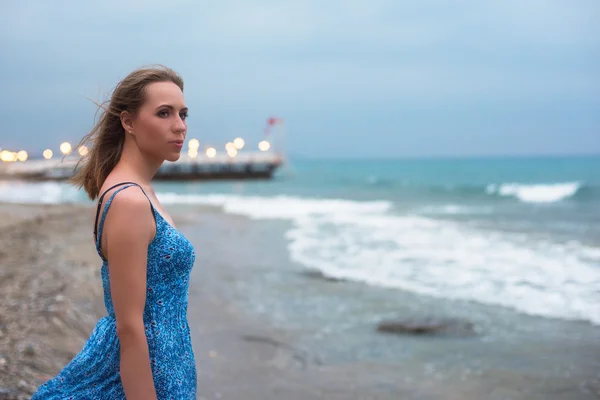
[170,141,183,149]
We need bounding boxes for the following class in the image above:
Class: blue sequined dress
[32,182,197,399]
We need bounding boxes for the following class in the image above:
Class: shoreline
[1,202,599,399]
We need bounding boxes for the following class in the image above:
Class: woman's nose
[174,116,186,132]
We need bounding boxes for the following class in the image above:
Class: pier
[0,152,284,181]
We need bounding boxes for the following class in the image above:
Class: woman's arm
[103,189,157,400]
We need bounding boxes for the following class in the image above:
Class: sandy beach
[1,202,599,400]
[0,203,105,399]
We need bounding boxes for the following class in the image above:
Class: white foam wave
[157,192,392,219]
[157,191,600,325]
[486,182,581,203]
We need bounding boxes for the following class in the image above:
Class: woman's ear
[120,111,134,135]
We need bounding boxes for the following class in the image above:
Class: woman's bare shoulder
[102,185,155,239]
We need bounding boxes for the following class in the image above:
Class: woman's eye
[158,110,169,118]
[180,112,189,120]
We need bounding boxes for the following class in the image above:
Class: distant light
[0,150,15,162]
[78,145,89,157]
[43,149,53,160]
[225,142,235,151]
[227,148,238,157]
[188,138,200,150]
[16,150,28,162]
[233,137,245,150]
[188,148,198,158]
[60,142,72,155]
[205,147,217,158]
[258,140,271,152]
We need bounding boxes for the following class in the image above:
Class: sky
[0,0,599,158]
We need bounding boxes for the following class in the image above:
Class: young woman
[31,66,197,399]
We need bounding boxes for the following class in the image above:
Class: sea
[2,155,598,326]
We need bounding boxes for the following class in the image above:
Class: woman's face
[130,81,188,163]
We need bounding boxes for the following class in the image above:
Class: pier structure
[0,151,284,181]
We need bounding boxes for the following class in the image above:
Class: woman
[32,65,197,399]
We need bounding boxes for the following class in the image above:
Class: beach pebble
[22,343,36,357]
[376,317,476,337]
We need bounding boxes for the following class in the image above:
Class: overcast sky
[1,0,599,158]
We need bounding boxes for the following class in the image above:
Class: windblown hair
[70,65,184,199]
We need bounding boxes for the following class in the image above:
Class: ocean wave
[157,191,600,325]
[485,182,582,203]
[157,192,392,219]
[358,179,592,204]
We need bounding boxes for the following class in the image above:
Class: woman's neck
[112,140,163,184]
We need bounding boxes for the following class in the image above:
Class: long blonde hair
[70,65,184,199]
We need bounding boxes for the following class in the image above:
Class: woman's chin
[165,152,182,162]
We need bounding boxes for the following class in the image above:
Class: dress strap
[94,182,157,261]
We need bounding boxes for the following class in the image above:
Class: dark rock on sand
[376,317,476,337]
[301,269,343,283]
